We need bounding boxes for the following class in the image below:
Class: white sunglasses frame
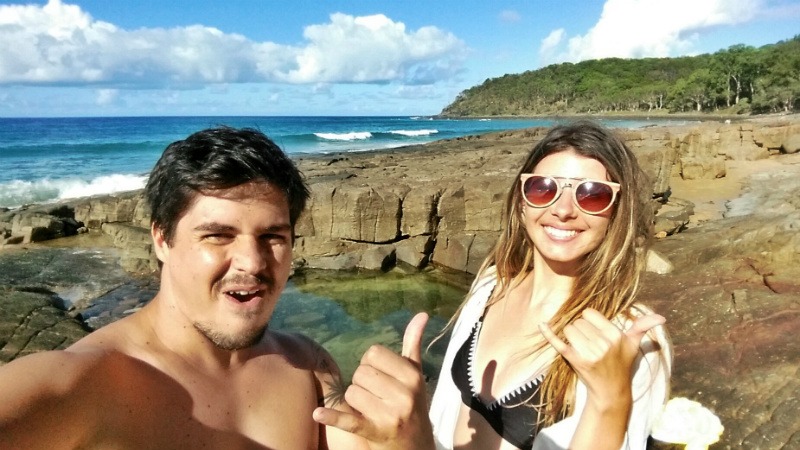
[519,174,621,215]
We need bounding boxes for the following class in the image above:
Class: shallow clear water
[273,270,469,382]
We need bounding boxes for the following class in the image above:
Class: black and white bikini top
[451,314,546,450]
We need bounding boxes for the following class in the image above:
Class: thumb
[402,312,429,365]
[625,313,665,345]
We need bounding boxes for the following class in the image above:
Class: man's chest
[90,362,322,449]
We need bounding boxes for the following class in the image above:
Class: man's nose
[232,237,268,273]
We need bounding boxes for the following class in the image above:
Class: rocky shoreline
[1,115,799,448]
[5,116,798,274]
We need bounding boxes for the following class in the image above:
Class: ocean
[0,115,688,209]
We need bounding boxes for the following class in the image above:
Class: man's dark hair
[145,126,309,244]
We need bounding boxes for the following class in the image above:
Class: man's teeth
[229,290,259,295]
[545,226,578,238]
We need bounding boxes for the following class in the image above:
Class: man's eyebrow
[193,222,292,234]
[263,223,292,234]
[193,222,237,233]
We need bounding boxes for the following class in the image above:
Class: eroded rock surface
[640,152,800,449]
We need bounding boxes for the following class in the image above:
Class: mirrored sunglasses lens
[523,176,557,206]
[575,181,614,213]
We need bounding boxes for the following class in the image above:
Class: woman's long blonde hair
[449,120,654,425]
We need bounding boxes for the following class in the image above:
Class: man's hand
[313,312,435,450]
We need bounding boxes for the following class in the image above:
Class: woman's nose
[550,185,577,220]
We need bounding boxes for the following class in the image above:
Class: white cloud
[539,0,765,64]
[498,10,522,23]
[0,1,467,87]
[539,29,565,61]
[94,88,118,106]
[282,13,466,85]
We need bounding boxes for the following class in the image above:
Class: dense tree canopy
[441,36,800,117]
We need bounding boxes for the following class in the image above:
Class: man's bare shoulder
[0,346,105,389]
[67,312,142,352]
[0,343,140,447]
[0,334,144,399]
[0,312,153,408]
[267,330,346,408]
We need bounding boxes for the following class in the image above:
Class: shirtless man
[0,127,434,450]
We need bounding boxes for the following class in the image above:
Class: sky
[0,0,798,117]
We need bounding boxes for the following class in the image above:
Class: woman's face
[521,149,613,274]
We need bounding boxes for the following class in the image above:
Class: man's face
[153,181,293,350]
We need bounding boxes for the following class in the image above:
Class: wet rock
[395,235,433,269]
[357,245,396,271]
[0,241,157,361]
[0,288,88,362]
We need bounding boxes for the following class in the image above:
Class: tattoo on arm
[324,376,347,408]
[309,338,347,408]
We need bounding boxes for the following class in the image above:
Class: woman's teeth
[545,226,578,238]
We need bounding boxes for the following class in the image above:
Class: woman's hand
[539,308,666,450]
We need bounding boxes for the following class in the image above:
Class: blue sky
[1,0,798,117]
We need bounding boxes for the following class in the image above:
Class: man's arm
[315,312,436,450]
[0,350,100,449]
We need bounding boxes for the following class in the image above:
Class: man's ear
[151,223,168,263]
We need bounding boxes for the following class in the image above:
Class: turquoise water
[0,115,694,208]
[275,270,470,382]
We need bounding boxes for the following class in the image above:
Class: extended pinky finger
[539,322,572,358]
[313,406,365,435]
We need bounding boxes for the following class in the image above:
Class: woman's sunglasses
[520,174,620,215]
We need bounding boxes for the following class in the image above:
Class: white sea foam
[389,129,439,137]
[314,132,373,141]
[0,174,147,208]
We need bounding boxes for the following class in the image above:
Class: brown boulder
[782,133,800,154]
[73,191,143,229]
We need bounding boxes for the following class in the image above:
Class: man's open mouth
[225,289,262,303]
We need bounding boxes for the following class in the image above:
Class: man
[0,127,434,449]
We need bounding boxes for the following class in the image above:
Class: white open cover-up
[429,268,672,450]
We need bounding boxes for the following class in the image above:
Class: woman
[429,120,671,450]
